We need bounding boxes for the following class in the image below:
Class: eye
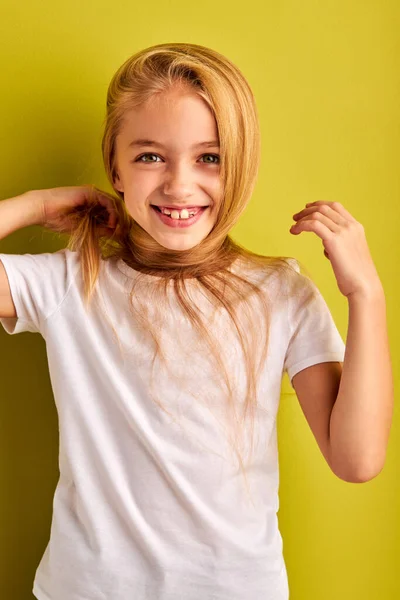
[134,153,220,164]
[200,154,220,164]
[135,153,162,163]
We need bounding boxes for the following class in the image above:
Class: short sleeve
[0,249,78,336]
[283,259,346,384]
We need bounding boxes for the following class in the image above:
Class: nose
[162,162,196,201]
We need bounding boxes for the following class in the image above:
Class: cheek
[123,179,153,210]
[129,177,151,195]
[211,177,223,200]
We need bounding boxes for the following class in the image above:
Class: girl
[0,42,390,600]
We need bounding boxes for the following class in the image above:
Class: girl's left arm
[291,199,394,482]
[329,285,394,482]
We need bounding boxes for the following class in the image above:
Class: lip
[152,205,209,210]
[151,205,208,228]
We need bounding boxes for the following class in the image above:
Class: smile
[151,205,209,228]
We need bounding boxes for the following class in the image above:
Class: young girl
[0,42,390,600]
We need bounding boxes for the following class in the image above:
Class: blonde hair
[58,42,317,507]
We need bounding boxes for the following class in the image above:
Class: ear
[113,171,124,193]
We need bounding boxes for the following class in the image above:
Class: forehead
[119,92,219,150]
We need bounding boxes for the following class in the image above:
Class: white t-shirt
[0,249,345,600]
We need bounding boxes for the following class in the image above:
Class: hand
[40,185,118,237]
[290,200,382,298]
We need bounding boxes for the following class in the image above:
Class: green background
[0,1,399,598]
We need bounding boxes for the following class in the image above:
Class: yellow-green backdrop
[0,1,398,598]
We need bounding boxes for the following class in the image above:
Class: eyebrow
[128,139,220,149]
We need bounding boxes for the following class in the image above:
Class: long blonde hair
[58,43,316,506]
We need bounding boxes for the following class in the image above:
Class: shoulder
[0,248,81,282]
[39,248,82,287]
[232,255,304,294]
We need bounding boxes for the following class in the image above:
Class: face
[113,89,223,251]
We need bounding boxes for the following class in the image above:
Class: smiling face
[113,88,223,252]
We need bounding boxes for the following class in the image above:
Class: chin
[154,234,205,252]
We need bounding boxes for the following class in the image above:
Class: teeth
[160,207,198,219]
[171,209,185,219]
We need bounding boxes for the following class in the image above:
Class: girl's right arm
[0,190,44,318]
[0,190,44,241]
[0,186,118,319]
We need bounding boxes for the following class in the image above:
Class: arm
[0,191,43,241]
[290,200,393,483]
[329,285,394,482]
[0,191,44,318]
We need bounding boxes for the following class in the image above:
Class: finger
[94,192,118,227]
[295,205,346,227]
[306,200,358,222]
[95,212,117,230]
[96,225,118,237]
[292,214,339,234]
